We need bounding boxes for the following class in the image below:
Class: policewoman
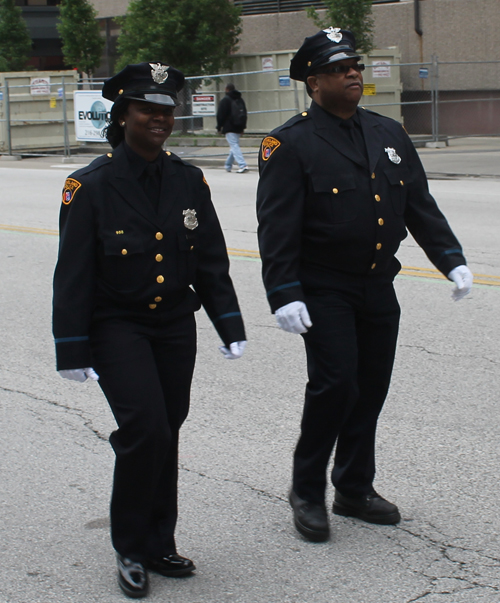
[257,30,473,542]
[53,63,246,598]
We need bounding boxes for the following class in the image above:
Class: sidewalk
[1,136,499,179]
[180,136,500,179]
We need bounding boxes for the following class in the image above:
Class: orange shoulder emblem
[261,136,281,161]
[62,178,82,205]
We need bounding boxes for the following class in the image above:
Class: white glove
[275,301,312,334]
[447,265,473,301]
[219,340,247,360]
[59,367,100,382]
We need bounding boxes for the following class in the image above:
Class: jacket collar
[309,101,383,172]
[110,143,178,226]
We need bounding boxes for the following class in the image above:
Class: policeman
[53,62,246,597]
[256,29,473,543]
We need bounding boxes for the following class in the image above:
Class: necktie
[340,118,368,164]
[143,163,161,213]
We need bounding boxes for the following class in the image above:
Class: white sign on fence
[73,90,113,142]
[192,94,216,116]
[30,77,51,95]
[372,61,391,78]
[262,57,274,71]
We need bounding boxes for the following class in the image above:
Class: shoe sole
[289,492,330,542]
[332,502,401,525]
[146,564,196,577]
[293,517,330,542]
[118,576,148,598]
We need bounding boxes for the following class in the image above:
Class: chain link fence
[1,59,499,157]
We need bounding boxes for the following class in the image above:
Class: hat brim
[122,92,179,107]
[324,50,361,65]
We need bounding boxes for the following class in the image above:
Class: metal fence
[1,58,499,157]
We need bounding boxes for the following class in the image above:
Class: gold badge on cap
[183,209,198,230]
[261,136,281,161]
[150,63,169,84]
[384,147,402,164]
[323,27,342,43]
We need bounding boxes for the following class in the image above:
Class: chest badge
[385,147,401,164]
[183,209,198,230]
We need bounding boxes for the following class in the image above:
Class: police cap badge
[102,62,185,107]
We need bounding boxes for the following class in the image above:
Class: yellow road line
[0,223,58,236]
[2,227,498,287]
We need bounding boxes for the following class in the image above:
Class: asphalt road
[1,149,499,603]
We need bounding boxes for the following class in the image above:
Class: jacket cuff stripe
[213,311,242,323]
[267,281,301,297]
[54,336,89,343]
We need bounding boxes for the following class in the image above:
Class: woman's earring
[120,121,125,126]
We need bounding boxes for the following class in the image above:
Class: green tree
[57,0,104,77]
[307,0,374,55]
[116,0,241,76]
[0,0,32,72]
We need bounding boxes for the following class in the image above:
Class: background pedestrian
[217,83,249,173]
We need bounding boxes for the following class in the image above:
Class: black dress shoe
[289,490,330,542]
[332,490,401,525]
[117,555,149,598]
[146,554,196,577]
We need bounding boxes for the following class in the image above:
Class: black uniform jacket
[257,101,466,312]
[53,144,245,370]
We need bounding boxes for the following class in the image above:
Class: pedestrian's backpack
[230,97,247,128]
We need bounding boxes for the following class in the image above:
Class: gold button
[107,153,113,158]
[375,194,381,202]
[378,218,384,226]
[155,254,163,262]
[157,275,164,283]
[118,89,123,95]
[400,180,404,186]
[376,243,382,250]
[332,188,339,194]
[155,232,163,240]
[371,263,377,269]
[149,304,157,309]
[301,111,308,116]
[166,151,171,156]
[121,249,127,255]
[154,296,162,303]
[371,172,376,179]
[190,245,194,251]
[307,61,312,67]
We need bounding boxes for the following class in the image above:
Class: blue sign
[279,76,290,87]
[419,68,429,79]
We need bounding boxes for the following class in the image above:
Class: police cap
[102,62,185,107]
[290,28,361,82]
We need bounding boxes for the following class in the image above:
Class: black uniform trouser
[293,276,400,504]
[89,313,196,562]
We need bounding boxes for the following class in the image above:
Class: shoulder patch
[261,136,281,161]
[62,178,82,205]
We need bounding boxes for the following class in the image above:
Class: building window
[233,0,397,15]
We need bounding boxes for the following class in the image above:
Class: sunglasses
[319,63,365,75]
